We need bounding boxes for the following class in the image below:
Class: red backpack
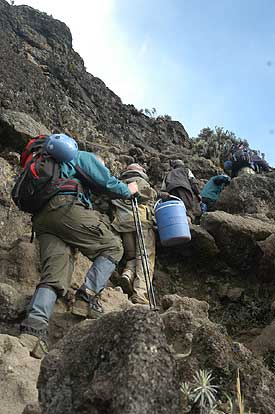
[11,135,82,214]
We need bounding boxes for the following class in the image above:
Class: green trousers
[33,195,123,296]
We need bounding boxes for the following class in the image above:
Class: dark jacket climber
[161,159,200,222]
[225,144,271,178]
[200,174,231,212]
[19,134,138,359]
[250,152,271,174]
[112,164,157,305]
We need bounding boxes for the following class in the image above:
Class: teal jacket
[201,175,230,201]
[60,151,131,206]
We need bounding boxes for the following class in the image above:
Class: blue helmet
[224,160,233,171]
[45,134,78,162]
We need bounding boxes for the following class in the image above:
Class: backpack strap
[74,164,107,195]
[20,135,48,167]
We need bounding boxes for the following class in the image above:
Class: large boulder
[37,296,275,414]
[38,307,181,414]
[201,211,275,273]
[217,173,275,219]
[161,295,275,414]
[0,109,50,151]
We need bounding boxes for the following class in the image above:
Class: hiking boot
[131,293,149,305]
[119,273,134,296]
[19,318,49,360]
[72,285,104,319]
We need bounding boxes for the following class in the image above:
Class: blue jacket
[60,151,131,206]
[201,175,230,201]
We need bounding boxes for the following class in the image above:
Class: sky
[15,0,275,165]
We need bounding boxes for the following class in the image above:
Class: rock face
[0,0,190,159]
[201,211,275,273]
[0,1,275,413]
[162,295,275,414]
[38,307,181,414]
[39,297,275,414]
[0,155,32,244]
[0,334,40,414]
[217,173,275,219]
[0,239,39,324]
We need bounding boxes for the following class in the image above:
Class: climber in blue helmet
[45,133,78,162]
[19,132,139,359]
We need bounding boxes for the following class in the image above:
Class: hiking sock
[85,255,116,293]
[26,287,57,324]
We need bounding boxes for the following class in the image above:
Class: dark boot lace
[75,286,90,303]
[89,294,103,313]
[20,321,49,346]
[76,285,103,314]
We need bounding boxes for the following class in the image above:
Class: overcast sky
[15,0,275,165]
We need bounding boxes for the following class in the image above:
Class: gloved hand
[158,192,171,201]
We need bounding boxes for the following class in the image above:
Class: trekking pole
[131,195,157,310]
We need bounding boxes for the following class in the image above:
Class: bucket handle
[154,195,184,210]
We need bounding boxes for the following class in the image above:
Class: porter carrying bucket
[154,196,191,246]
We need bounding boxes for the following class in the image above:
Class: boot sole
[71,293,91,317]
[71,305,88,318]
[30,339,48,359]
[87,308,104,319]
[131,294,149,305]
[120,277,133,296]
[19,334,47,359]
[72,304,103,319]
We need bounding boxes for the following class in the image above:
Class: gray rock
[0,283,25,320]
[249,319,275,355]
[257,234,275,281]
[0,239,39,295]
[22,402,42,414]
[38,295,275,414]
[201,211,275,271]
[217,174,275,219]
[0,109,50,149]
[0,0,191,159]
[0,334,40,414]
[190,224,219,258]
[38,307,181,414]
[161,294,275,414]
[217,285,245,302]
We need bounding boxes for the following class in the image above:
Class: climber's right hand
[128,181,139,197]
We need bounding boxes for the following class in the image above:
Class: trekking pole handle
[131,192,141,200]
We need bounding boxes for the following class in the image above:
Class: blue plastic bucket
[154,197,191,246]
